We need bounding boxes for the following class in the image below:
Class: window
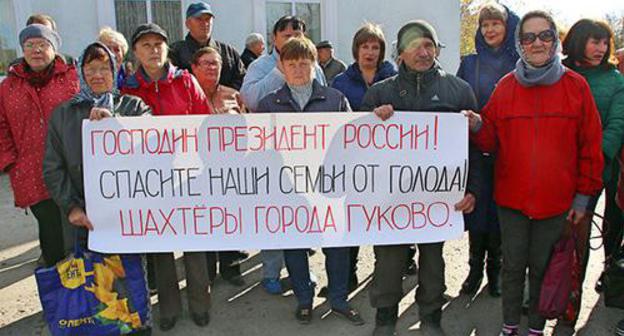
[114,0,183,44]
[0,0,17,76]
[266,0,321,44]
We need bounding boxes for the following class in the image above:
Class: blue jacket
[332,61,396,111]
[456,6,519,110]
[257,79,350,113]
[241,48,327,112]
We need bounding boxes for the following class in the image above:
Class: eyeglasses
[195,60,220,68]
[23,41,51,52]
[83,66,112,76]
[520,29,556,45]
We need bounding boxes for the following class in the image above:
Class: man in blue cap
[170,1,245,90]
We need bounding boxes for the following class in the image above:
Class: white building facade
[0,0,460,76]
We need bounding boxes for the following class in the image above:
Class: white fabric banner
[83,112,468,253]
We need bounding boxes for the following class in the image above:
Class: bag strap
[73,227,84,258]
[589,212,607,251]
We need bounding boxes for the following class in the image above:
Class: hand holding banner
[83,112,468,253]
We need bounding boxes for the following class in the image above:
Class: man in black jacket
[170,2,245,90]
[361,20,482,336]
[241,33,265,69]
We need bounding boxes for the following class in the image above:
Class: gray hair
[245,33,265,48]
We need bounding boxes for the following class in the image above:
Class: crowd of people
[0,1,623,335]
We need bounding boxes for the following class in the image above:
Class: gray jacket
[43,94,151,215]
[361,62,482,199]
[322,57,347,86]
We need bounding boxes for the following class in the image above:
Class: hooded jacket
[456,6,520,110]
[472,70,604,219]
[0,56,79,207]
[361,62,482,199]
[332,61,397,111]
[122,63,211,116]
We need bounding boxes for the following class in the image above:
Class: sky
[498,0,624,25]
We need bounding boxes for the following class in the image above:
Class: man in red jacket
[0,24,79,267]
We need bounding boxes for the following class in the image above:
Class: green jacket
[571,65,624,183]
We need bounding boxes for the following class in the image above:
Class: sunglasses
[520,29,556,45]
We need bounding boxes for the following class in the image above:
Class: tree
[605,13,624,50]
[460,0,479,56]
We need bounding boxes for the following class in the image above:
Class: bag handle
[589,212,607,251]
[73,227,85,258]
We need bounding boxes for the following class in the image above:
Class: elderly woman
[192,47,245,114]
[121,23,211,332]
[330,23,398,292]
[466,11,604,336]
[97,27,131,89]
[256,37,363,326]
[0,24,78,267]
[190,46,247,287]
[42,41,151,335]
[559,19,624,333]
[456,2,520,298]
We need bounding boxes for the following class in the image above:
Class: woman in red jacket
[0,24,78,267]
[465,11,604,336]
[122,23,211,332]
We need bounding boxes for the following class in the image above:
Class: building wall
[206,0,256,53]
[4,0,460,73]
[334,0,460,73]
[13,0,100,58]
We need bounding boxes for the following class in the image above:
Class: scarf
[71,42,118,112]
[24,58,57,88]
[513,20,566,87]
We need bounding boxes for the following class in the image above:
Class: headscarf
[513,14,565,87]
[71,42,118,111]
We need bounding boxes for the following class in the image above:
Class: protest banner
[83,112,468,253]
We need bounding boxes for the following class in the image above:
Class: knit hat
[19,24,61,51]
[131,23,168,47]
[396,20,441,54]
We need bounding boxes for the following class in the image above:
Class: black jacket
[241,48,258,69]
[43,94,151,215]
[362,62,483,199]
[170,34,246,90]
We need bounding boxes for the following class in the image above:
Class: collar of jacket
[124,62,185,89]
[345,61,397,84]
[70,92,121,107]
[272,79,326,110]
[565,61,617,75]
[398,61,442,89]
[9,55,73,79]
[185,33,218,50]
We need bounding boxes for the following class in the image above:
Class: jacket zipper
[529,90,539,219]
[417,74,422,96]
[155,80,164,115]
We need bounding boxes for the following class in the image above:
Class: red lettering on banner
[342,118,439,151]
[345,202,451,232]
[253,205,336,234]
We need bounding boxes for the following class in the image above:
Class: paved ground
[0,173,621,335]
